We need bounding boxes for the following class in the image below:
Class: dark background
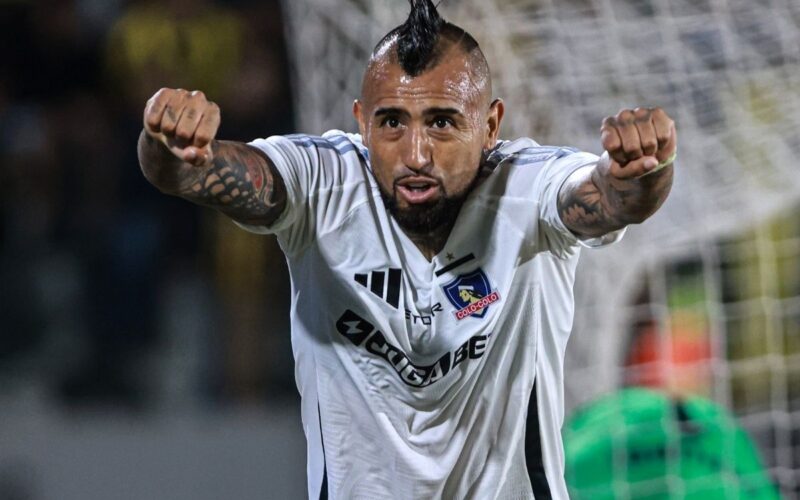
[1,0,297,410]
[1,2,306,497]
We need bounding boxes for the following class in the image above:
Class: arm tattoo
[183,141,287,226]
[558,165,673,238]
[138,131,286,227]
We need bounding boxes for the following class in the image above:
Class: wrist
[643,150,677,176]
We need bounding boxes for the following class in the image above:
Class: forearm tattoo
[558,166,673,238]
[183,141,286,226]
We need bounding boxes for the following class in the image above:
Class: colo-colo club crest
[442,268,501,320]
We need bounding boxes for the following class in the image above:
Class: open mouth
[396,177,440,204]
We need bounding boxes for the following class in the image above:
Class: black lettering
[389,346,409,369]
[452,341,469,368]
[365,331,389,356]
[336,309,493,387]
[401,364,425,386]
[422,352,452,386]
[469,335,489,359]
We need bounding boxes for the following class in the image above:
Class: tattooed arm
[137,88,286,227]
[138,132,286,226]
[558,107,676,238]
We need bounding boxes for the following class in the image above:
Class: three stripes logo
[354,269,402,309]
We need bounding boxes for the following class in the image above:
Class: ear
[353,100,367,140]
[484,98,505,149]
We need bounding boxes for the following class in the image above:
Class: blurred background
[1,0,304,498]
[1,0,799,498]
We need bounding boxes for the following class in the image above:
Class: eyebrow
[374,107,409,118]
[425,107,462,116]
[373,107,464,118]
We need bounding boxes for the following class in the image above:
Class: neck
[405,219,456,261]
[394,163,496,261]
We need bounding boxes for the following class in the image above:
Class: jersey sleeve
[236,131,369,255]
[494,141,625,258]
[535,150,625,256]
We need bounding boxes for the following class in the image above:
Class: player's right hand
[143,88,221,167]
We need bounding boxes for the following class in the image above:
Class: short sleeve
[235,131,369,255]
[536,151,625,256]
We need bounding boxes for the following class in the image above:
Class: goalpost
[281,0,800,495]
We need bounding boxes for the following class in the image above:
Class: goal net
[282,0,800,495]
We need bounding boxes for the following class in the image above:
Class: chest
[313,198,528,359]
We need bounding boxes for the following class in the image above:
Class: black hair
[375,0,482,76]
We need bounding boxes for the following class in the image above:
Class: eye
[432,117,454,129]
[381,117,401,128]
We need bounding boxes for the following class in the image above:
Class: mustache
[392,174,444,188]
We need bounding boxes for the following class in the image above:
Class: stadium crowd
[0,0,297,410]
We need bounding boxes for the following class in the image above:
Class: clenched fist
[143,88,220,167]
[599,107,677,179]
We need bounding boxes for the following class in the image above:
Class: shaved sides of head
[363,0,492,100]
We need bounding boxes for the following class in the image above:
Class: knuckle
[622,144,640,155]
[163,108,176,123]
[617,109,634,123]
[633,107,650,119]
[601,129,619,145]
[190,90,206,100]
[653,108,672,124]
[622,139,640,150]
[195,132,211,144]
[161,120,176,133]
[622,143,642,157]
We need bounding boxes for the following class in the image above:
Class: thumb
[609,155,660,179]
[181,144,213,167]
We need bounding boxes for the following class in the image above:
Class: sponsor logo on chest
[335,309,491,388]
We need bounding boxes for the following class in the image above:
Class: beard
[379,181,472,236]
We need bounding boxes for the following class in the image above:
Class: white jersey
[242,130,622,499]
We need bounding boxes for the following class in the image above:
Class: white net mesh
[282,0,800,494]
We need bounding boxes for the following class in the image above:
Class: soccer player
[138,0,675,497]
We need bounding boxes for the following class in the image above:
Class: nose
[401,126,432,172]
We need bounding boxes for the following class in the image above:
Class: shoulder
[487,137,582,169]
[248,130,370,178]
[288,130,370,158]
[478,137,597,199]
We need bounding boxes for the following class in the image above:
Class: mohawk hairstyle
[375,0,482,77]
[396,0,445,75]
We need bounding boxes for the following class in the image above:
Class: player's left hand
[599,107,677,179]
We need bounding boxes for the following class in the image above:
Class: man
[138,0,675,497]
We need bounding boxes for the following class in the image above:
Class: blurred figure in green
[563,388,780,499]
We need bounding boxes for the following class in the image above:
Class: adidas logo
[354,269,402,309]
